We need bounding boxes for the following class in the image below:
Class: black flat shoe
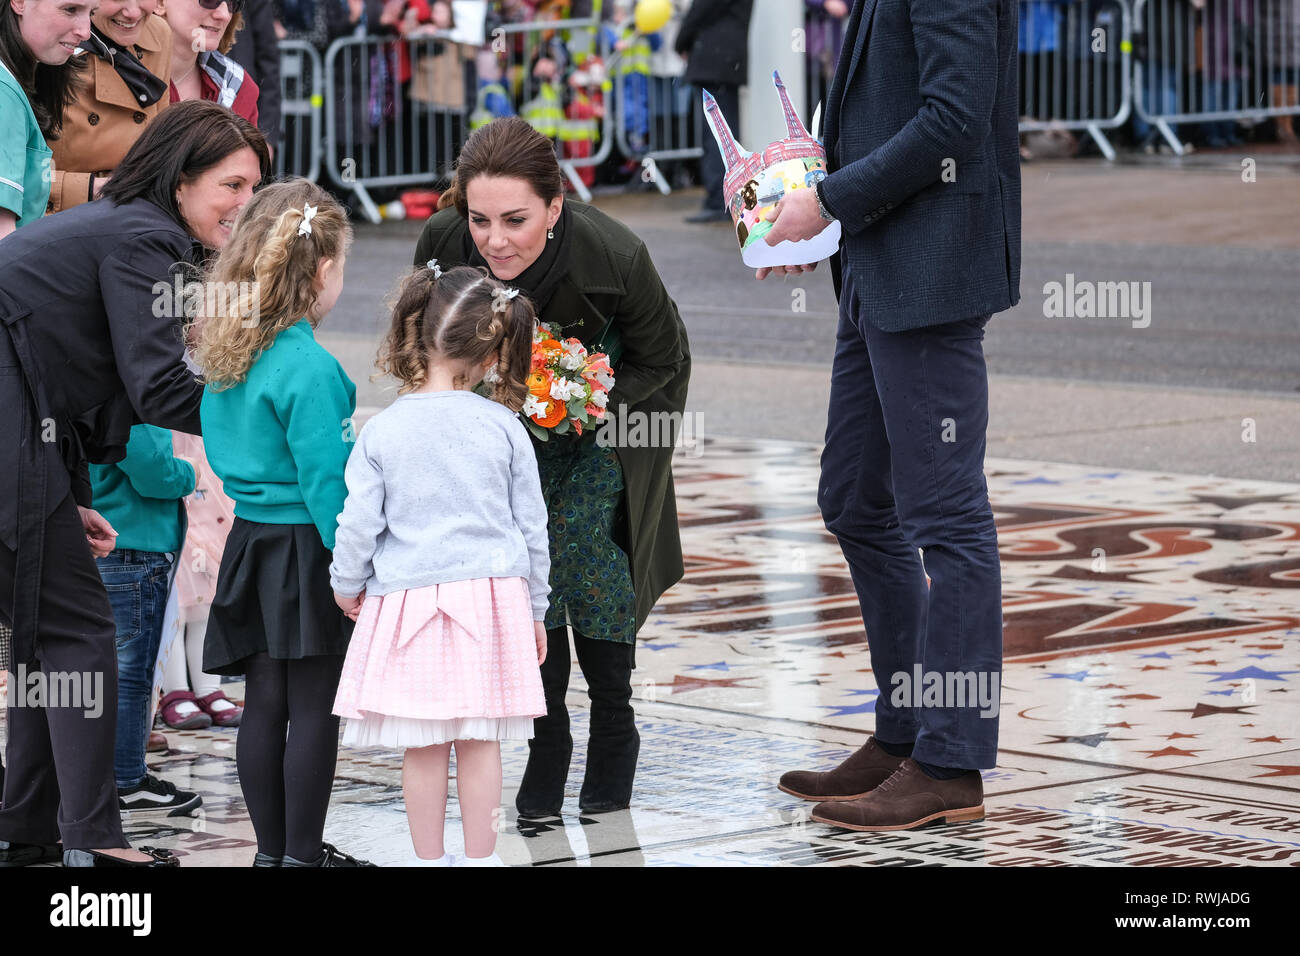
[515,808,563,824]
[252,852,282,867]
[63,846,179,867]
[0,840,62,867]
[282,842,376,867]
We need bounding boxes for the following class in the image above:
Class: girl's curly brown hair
[377,264,534,410]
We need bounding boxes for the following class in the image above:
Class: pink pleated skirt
[332,577,546,748]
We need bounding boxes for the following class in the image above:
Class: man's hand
[754,262,818,280]
[78,506,117,558]
[335,589,365,621]
[763,187,830,246]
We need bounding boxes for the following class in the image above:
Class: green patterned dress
[533,432,637,644]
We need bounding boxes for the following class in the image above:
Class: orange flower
[528,369,553,396]
[537,399,568,428]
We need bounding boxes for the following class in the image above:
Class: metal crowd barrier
[1018,0,1133,160]
[276,40,322,183]
[277,0,1300,207]
[613,59,703,194]
[1133,0,1300,155]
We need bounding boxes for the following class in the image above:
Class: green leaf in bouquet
[566,397,588,419]
[522,415,551,441]
[552,418,571,436]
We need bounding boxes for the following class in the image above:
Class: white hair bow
[492,287,521,313]
[426,258,442,279]
[298,202,318,237]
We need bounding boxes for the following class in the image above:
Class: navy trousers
[819,262,1003,769]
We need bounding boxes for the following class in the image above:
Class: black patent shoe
[282,842,376,867]
[252,852,282,867]
[63,846,179,867]
[0,840,62,867]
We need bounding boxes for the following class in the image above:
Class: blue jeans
[96,548,175,789]
[1132,60,1180,143]
[818,262,1003,769]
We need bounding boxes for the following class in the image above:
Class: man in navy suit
[763,0,1021,830]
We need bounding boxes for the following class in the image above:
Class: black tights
[237,652,345,861]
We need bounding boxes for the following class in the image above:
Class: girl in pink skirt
[331,264,549,868]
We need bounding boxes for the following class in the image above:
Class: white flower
[589,389,608,409]
[549,378,583,402]
[522,394,548,419]
[558,351,585,371]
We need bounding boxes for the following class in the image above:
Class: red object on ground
[401,190,442,219]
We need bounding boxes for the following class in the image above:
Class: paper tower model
[703,71,842,268]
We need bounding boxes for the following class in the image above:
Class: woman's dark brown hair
[436,116,564,216]
[0,1,88,139]
[378,264,534,410]
[102,100,271,226]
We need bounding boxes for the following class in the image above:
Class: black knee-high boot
[574,633,638,813]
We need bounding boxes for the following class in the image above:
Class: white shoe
[409,852,454,867]
[457,852,505,867]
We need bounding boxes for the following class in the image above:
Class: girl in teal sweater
[193,179,371,868]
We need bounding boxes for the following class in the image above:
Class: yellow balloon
[634,0,672,34]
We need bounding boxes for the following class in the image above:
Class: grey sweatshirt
[328,391,551,620]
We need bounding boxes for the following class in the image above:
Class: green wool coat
[413,200,691,632]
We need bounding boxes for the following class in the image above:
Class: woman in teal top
[0,0,95,238]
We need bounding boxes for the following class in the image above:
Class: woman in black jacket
[0,100,269,868]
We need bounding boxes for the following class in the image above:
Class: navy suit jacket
[820,0,1022,331]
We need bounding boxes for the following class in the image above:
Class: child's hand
[534,621,547,665]
[335,589,365,621]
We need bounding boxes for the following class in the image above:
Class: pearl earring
[547,227,554,239]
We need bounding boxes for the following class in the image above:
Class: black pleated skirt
[203,518,354,676]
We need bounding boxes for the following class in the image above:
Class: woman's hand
[78,506,117,558]
[335,589,365,621]
[534,621,548,665]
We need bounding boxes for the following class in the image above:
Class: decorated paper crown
[703,71,842,268]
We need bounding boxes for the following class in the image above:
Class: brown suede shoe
[810,759,984,831]
[778,737,905,802]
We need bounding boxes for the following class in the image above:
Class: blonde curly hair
[191,178,352,389]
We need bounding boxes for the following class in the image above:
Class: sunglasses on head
[196,0,246,14]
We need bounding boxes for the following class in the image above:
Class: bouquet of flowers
[520,322,614,440]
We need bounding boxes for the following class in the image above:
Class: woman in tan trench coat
[47,1,172,213]
[414,116,690,820]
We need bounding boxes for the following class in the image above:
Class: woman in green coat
[413,116,690,818]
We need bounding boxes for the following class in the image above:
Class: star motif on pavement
[842,689,881,697]
[1013,476,1061,485]
[1164,732,1200,740]
[1207,689,1237,697]
[641,642,680,651]
[1248,736,1287,743]
[1252,765,1300,777]
[664,674,757,694]
[1190,660,1221,666]
[1113,693,1160,700]
[1197,666,1299,682]
[1044,670,1093,682]
[820,700,877,717]
[686,661,731,672]
[1043,733,1125,748]
[1139,665,1167,671]
[1138,746,1205,758]
[1096,683,1127,689]
[1138,652,1174,660]
[1104,722,1138,729]
[1165,702,1257,718]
